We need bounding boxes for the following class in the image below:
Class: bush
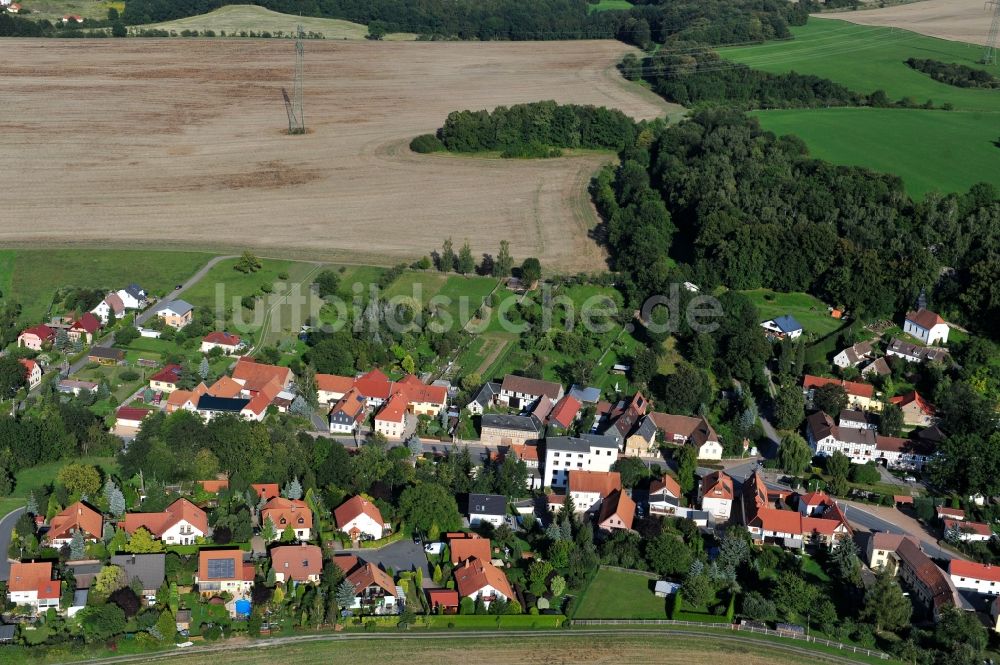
[849,462,881,485]
[410,134,446,153]
[119,370,140,382]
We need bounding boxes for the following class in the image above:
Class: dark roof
[773,315,803,333]
[631,415,657,442]
[110,553,166,591]
[472,382,500,407]
[500,375,562,400]
[197,394,251,413]
[89,347,125,360]
[568,385,602,404]
[124,284,145,299]
[468,493,506,517]
[481,413,541,433]
[546,433,619,453]
[0,624,16,641]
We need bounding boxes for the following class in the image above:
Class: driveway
[0,507,26,581]
[340,538,430,579]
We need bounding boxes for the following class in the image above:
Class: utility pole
[985,0,1000,65]
[282,25,306,134]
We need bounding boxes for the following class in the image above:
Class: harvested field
[815,0,992,46]
[0,39,672,272]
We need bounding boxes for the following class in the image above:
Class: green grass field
[0,456,118,518]
[588,0,634,12]
[0,250,212,326]
[740,289,846,338]
[720,20,1000,198]
[574,568,667,619]
[136,5,417,40]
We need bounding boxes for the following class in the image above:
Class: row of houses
[806,410,937,470]
[317,369,449,438]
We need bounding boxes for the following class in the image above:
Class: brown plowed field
[815,0,992,46]
[0,39,673,271]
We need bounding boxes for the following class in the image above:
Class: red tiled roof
[802,375,875,399]
[936,506,965,519]
[116,406,152,422]
[597,489,635,530]
[945,519,991,537]
[896,537,955,610]
[72,313,102,334]
[203,331,241,346]
[427,589,460,610]
[198,549,250,582]
[375,392,408,424]
[454,557,514,600]
[150,364,182,384]
[950,559,1000,583]
[103,293,125,315]
[399,378,447,405]
[123,498,207,537]
[198,479,229,493]
[568,470,621,496]
[347,562,395,596]
[207,376,242,398]
[890,391,935,416]
[449,535,491,565]
[8,562,59,599]
[19,358,37,374]
[231,357,292,393]
[333,553,360,576]
[906,308,945,330]
[549,395,582,429]
[334,496,384,531]
[317,374,355,394]
[650,474,681,498]
[20,324,55,341]
[870,532,905,551]
[509,443,539,463]
[701,471,734,502]
[646,412,702,438]
[270,544,323,582]
[48,502,102,542]
[262,498,313,530]
[252,484,279,501]
[354,368,392,400]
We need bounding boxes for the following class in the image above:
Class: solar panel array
[206,557,235,579]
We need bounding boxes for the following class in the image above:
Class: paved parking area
[341,538,430,579]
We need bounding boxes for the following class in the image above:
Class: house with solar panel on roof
[760,314,803,340]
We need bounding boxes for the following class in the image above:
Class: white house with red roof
[7,562,59,614]
[149,364,182,393]
[936,506,965,521]
[19,358,41,390]
[597,489,635,532]
[742,472,850,549]
[261,498,312,542]
[122,498,208,545]
[904,308,949,346]
[944,518,992,543]
[699,471,734,521]
[116,406,153,430]
[68,313,102,344]
[949,560,1000,596]
[328,388,367,434]
[568,470,622,514]
[200,331,243,355]
[890,391,937,427]
[317,373,355,405]
[374,391,408,439]
[803,375,879,412]
[334,496,386,541]
[18,324,55,351]
[91,293,125,324]
[453,557,514,609]
[7,3,22,13]
[548,394,581,430]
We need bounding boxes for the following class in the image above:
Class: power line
[985,0,1000,65]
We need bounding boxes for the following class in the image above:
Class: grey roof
[481,413,541,433]
[632,415,657,442]
[689,510,710,521]
[154,299,194,316]
[471,382,500,408]
[73,589,89,607]
[124,284,146,299]
[546,433,619,453]
[468,493,506,517]
[568,385,601,404]
[839,409,875,426]
[110,553,165,591]
[197,395,250,413]
[0,624,15,642]
[66,560,103,589]
[836,426,877,446]
[89,347,125,359]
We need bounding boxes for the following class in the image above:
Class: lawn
[574,568,667,619]
[136,5,417,40]
[588,0,634,12]
[1,249,212,326]
[720,20,1000,197]
[0,456,118,518]
[741,289,846,338]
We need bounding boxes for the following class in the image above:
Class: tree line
[906,58,1000,89]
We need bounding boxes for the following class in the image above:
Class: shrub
[410,134,446,153]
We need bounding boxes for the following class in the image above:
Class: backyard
[574,567,666,619]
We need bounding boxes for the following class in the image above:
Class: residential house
[760,315,803,340]
[334,496,386,541]
[623,415,659,456]
[200,332,242,355]
[195,549,253,600]
[7,562,59,614]
[374,391,408,439]
[873,434,934,471]
[480,413,543,447]
[195,394,252,421]
[353,368,393,408]
[546,394,581,431]
[936,506,965,521]
[886,338,951,365]
[89,347,125,365]
[892,537,960,617]
[497,374,563,410]
[149,364,182,393]
[251,484,280,501]
[426,589,460,614]
[317,373,355,406]
[865,532,905,571]
[890,391,936,427]
[116,406,153,430]
[646,412,723,460]
[699,471,734,521]
[261,498,312,541]
[949,560,1000,596]
[543,434,619,488]
[597,489,635,532]
[944,519,992,543]
[468,493,506,528]
[68,313,102,345]
[109,554,166,596]
[19,358,41,390]
[802,375,879,412]
[399,376,447,416]
[508,442,542,489]
[115,284,147,311]
[742,472,850,549]
[18,324,55,351]
[231,357,294,397]
[7,3,21,13]
[904,308,949,346]
[466,382,501,415]
[270,544,323,584]
[122,498,208,545]
[453,557,513,609]
[47,501,103,547]
[648,474,682,515]
[91,293,125,325]
[598,392,649,444]
[58,379,98,396]
[807,410,933,470]
[567,470,622,513]
[345,562,399,614]
[449,534,492,565]
[151,300,194,329]
[328,388,367,434]
[833,341,874,369]
[861,357,891,378]
[838,409,877,430]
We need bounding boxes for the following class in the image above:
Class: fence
[572,619,890,660]
[598,565,658,579]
